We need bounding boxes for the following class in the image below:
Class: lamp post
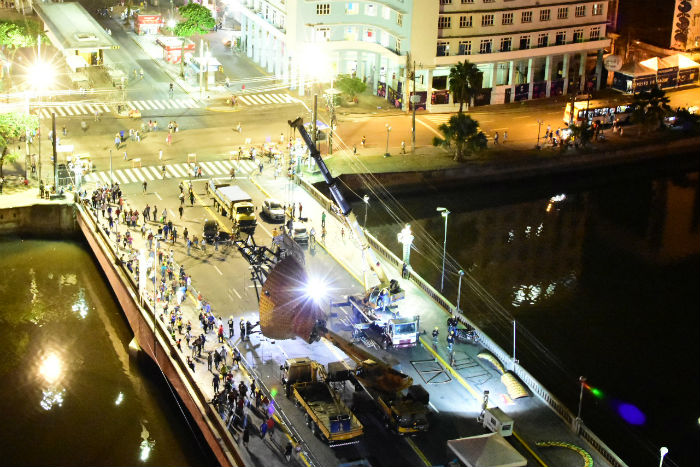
[384,123,391,157]
[363,195,369,228]
[397,224,414,267]
[577,376,587,420]
[456,269,464,312]
[436,207,450,291]
[659,447,668,467]
[536,119,543,149]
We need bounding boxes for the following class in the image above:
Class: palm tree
[449,60,482,113]
[631,87,671,132]
[432,113,488,161]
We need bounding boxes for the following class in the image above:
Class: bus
[563,98,635,126]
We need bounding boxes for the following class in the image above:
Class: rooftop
[33,2,118,51]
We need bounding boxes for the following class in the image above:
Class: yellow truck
[280,358,363,445]
[206,179,257,234]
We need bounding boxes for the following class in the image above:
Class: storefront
[156,37,195,64]
[134,13,163,35]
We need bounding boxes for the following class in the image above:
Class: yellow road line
[419,336,482,400]
[405,437,431,467]
[513,430,549,467]
[248,176,271,198]
[190,184,232,234]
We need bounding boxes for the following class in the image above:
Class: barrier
[131,158,141,168]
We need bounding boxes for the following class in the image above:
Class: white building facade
[232,0,611,109]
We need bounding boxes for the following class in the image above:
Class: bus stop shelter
[33,2,118,68]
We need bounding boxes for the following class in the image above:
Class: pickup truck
[281,358,363,444]
[206,179,256,233]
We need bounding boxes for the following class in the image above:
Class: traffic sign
[603,55,623,72]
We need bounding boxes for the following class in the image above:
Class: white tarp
[447,433,527,467]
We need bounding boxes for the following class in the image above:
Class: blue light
[617,402,646,425]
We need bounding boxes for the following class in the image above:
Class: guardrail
[294,174,629,467]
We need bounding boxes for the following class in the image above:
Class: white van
[482,407,514,437]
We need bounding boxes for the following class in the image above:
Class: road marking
[231,288,241,299]
[513,431,549,467]
[428,401,439,413]
[514,115,530,119]
[155,192,162,200]
[123,168,138,183]
[166,165,180,178]
[213,265,223,275]
[405,437,431,467]
[416,118,444,138]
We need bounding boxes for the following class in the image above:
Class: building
[671,0,700,52]
[134,12,164,35]
[231,0,610,110]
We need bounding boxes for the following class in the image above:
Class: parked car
[262,198,285,222]
[290,222,309,244]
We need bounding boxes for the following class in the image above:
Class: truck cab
[233,202,256,232]
[386,317,418,348]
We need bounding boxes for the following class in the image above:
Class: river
[0,239,213,466]
[358,168,699,467]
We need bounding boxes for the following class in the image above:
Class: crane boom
[289,117,390,289]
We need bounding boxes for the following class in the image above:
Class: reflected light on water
[139,440,152,462]
[40,387,65,411]
[39,353,63,384]
[115,392,124,405]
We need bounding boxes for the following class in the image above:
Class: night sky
[618,0,676,47]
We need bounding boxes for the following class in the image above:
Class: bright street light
[436,207,450,291]
[26,61,55,90]
[659,447,668,467]
[306,276,327,304]
[456,269,464,312]
[384,123,392,158]
[363,195,369,228]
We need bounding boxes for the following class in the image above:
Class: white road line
[95,172,108,184]
[151,100,166,110]
[123,168,139,183]
[100,104,110,113]
[282,94,295,103]
[269,94,285,104]
[231,288,241,299]
[416,118,445,138]
[169,209,177,218]
[145,166,160,179]
[428,401,439,413]
[114,170,129,184]
[200,161,219,174]
[214,266,223,276]
[55,106,68,117]
[41,109,51,119]
[166,165,180,178]
[128,102,137,110]
[173,163,190,177]
[85,173,96,182]
[132,101,145,110]
[220,160,235,171]
[260,94,276,104]
[249,95,266,105]
[142,100,156,110]
[155,192,162,200]
[238,96,252,105]
[63,106,74,116]
[212,161,229,173]
[71,105,82,115]
[140,167,155,181]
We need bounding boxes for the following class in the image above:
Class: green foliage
[567,123,594,148]
[631,87,671,132]
[173,3,215,37]
[1,112,38,177]
[335,75,367,100]
[432,113,487,161]
[671,108,700,134]
[449,60,482,113]
[0,20,43,49]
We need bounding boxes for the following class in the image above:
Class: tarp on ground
[447,432,527,467]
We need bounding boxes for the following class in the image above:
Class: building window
[438,16,451,29]
[519,35,530,49]
[540,9,550,21]
[500,37,512,52]
[317,3,330,15]
[479,39,492,54]
[365,28,375,42]
[396,39,401,53]
[382,6,391,19]
[575,5,586,17]
[462,0,474,3]
[458,40,471,55]
[315,27,330,42]
[555,31,566,45]
[573,29,583,42]
[365,3,376,16]
[440,0,452,4]
[483,0,495,3]
[522,11,532,23]
[460,15,472,28]
[590,27,600,39]
[537,33,548,47]
[482,14,494,27]
[437,41,449,56]
[397,13,403,26]
[502,13,513,25]
[557,7,568,19]
[380,31,390,47]
[344,26,358,41]
[592,3,604,15]
[346,2,358,14]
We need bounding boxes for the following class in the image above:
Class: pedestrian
[401,140,406,154]
[447,330,455,352]
[123,150,128,161]
[187,356,196,372]
[266,417,274,435]
[321,211,326,229]
[159,149,163,161]
[142,180,147,193]
[260,420,268,439]
[503,131,508,144]
[341,227,345,240]
[361,135,366,147]
[353,144,357,155]
[114,135,120,149]
[493,131,499,145]
[218,324,224,343]
[207,351,213,371]
[239,319,246,341]
[242,425,250,448]
[228,316,234,338]
[402,262,408,279]
[213,373,220,393]
[178,205,184,219]
[284,443,293,462]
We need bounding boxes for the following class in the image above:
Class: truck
[206,179,257,233]
[280,358,364,445]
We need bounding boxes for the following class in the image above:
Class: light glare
[40,353,62,384]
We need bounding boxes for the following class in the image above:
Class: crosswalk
[83,159,260,185]
[236,93,298,106]
[419,114,454,125]
[32,98,200,119]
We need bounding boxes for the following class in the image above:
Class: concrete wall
[0,202,77,237]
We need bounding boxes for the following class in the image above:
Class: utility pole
[312,94,318,152]
[51,112,57,187]
[412,60,417,153]
[109,149,113,186]
[199,39,204,98]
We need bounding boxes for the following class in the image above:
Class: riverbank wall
[330,136,700,197]
[0,198,242,467]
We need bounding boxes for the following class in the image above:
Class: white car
[262,198,285,222]
[290,222,309,244]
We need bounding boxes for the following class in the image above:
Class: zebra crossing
[236,93,298,106]
[83,159,259,185]
[32,98,200,119]
[419,114,455,125]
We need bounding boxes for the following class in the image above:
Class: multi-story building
[232,1,610,109]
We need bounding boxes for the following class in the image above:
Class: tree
[432,113,487,161]
[0,112,38,178]
[449,60,482,113]
[567,123,594,149]
[631,87,671,132]
[335,74,367,101]
[171,4,215,77]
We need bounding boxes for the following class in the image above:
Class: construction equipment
[280,358,363,445]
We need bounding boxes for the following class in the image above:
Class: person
[503,131,508,144]
[361,135,366,147]
[142,181,147,193]
[236,122,241,133]
[401,262,408,279]
[353,144,357,155]
[187,356,195,371]
[239,319,246,341]
[213,373,220,393]
[123,150,128,161]
[266,417,274,435]
[284,443,293,462]
[260,420,268,439]
[168,83,174,98]
[228,316,234,338]
[81,120,87,132]
[162,165,167,178]
[207,351,213,372]
[493,131,499,145]
[447,330,455,351]
[401,140,406,154]
[321,211,326,229]
[242,425,250,448]
[432,326,439,343]
[309,226,316,246]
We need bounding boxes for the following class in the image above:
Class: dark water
[0,239,213,466]
[359,169,700,467]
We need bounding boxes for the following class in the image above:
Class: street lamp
[397,224,414,267]
[456,269,464,312]
[659,447,668,467]
[436,207,450,291]
[363,195,369,229]
[536,120,543,149]
[577,376,586,420]
[384,123,391,158]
